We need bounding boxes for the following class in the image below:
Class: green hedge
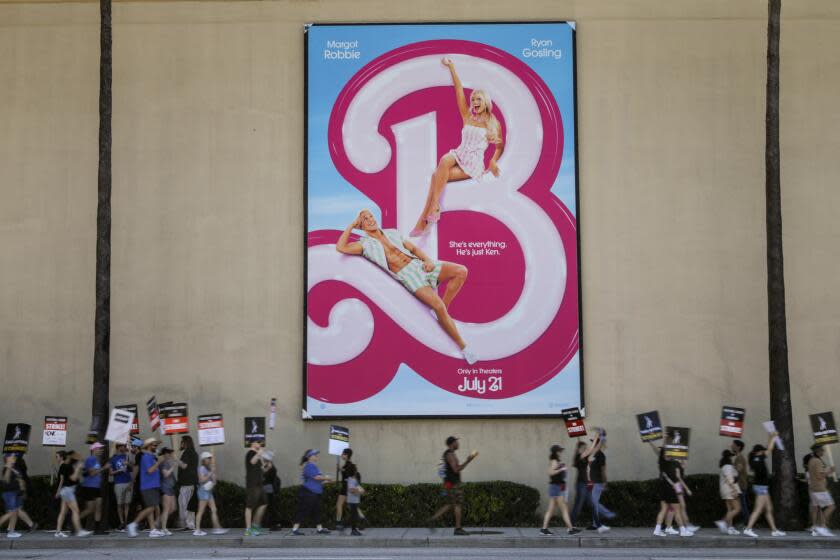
[16,475,838,530]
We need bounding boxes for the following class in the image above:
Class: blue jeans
[570,482,589,526]
[590,483,616,527]
[738,490,751,526]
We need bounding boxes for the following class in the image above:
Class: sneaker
[163,529,172,536]
[453,528,469,536]
[127,523,138,538]
[568,527,582,535]
[714,520,728,534]
[679,527,694,537]
[335,522,345,531]
[316,528,331,535]
[76,529,92,538]
[350,529,362,536]
[26,523,38,533]
[115,526,126,533]
[597,525,610,534]
[812,530,820,537]
[193,530,207,536]
[462,347,478,365]
[539,528,553,536]
[6,532,21,539]
[665,526,679,535]
[291,529,305,536]
[149,529,165,538]
[743,528,758,538]
[54,531,68,538]
[653,527,666,537]
[244,527,257,537]
[211,528,228,535]
[771,530,786,537]
[687,524,701,532]
[727,527,740,536]
[816,527,835,537]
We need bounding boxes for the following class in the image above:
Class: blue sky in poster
[306,22,578,232]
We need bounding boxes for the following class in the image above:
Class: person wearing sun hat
[127,438,165,538]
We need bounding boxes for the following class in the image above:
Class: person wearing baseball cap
[78,442,109,534]
[109,442,133,532]
[429,436,478,536]
[193,452,227,536]
[540,444,580,536]
[742,432,785,537]
[127,438,165,538]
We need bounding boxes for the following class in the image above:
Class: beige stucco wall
[2,0,839,504]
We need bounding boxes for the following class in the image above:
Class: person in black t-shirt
[244,441,268,536]
[587,431,616,532]
[176,435,199,531]
[570,439,595,527]
[54,451,91,537]
[540,445,580,536]
[651,444,692,536]
[335,449,357,530]
[742,432,785,537]
[429,436,477,536]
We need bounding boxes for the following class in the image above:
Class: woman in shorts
[743,432,786,537]
[540,445,580,536]
[715,449,742,535]
[158,447,177,536]
[193,452,226,536]
[54,451,91,538]
[652,446,692,536]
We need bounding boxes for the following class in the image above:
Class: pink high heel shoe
[409,209,441,237]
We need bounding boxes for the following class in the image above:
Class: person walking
[540,445,580,536]
[346,469,365,536]
[127,438,165,538]
[261,451,281,531]
[11,453,37,533]
[158,447,178,536]
[78,442,108,534]
[808,444,836,537]
[715,449,742,535]
[731,440,750,527]
[336,448,360,530]
[54,451,92,538]
[193,452,227,536]
[651,445,693,537]
[176,435,198,531]
[291,449,332,536]
[587,429,615,533]
[109,443,133,532]
[244,441,269,536]
[0,454,23,538]
[742,432,786,537]
[570,438,598,528]
[429,436,478,536]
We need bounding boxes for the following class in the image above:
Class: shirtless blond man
[336,209,477,364]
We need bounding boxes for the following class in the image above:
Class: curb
[2,530,839,550]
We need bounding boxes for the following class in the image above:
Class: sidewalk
[2,527,839,550]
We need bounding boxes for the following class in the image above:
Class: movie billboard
[305,23,581,417]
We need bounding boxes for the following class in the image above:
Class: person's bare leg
[69,502,82,533]
[245,507,252,529]
[336,494,346,525]
[255,505,267,527]
[196,502,206,531]
[746,495,765,530]
[210,501,221,530]
[413,155,468,233]
[541,499,556,529]
[763,498,778,531]
[56,503,67,533]
[437,262,468,308]
[431,504,451,521]
[414,287,466,349]
[454,505,462,528]
[655,502,668,527]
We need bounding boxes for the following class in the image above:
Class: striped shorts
[394,259,443,293]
